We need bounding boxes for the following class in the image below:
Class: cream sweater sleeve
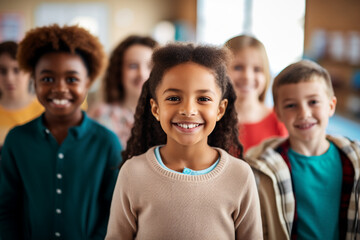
[234,164,263,240]
[105,164,137,240]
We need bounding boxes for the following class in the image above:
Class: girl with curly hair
[0,41,44,147]
[105,43,262,240]
[0,24,122,239]
[89,35,158,148]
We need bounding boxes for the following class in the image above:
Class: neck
[236,98,269,123]
[289,135,329,156]
[160,141,218,172]
[43,110,84,145]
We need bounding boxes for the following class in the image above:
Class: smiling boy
[245,60,360,240]
[0,25,122,239]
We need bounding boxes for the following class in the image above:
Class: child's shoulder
[118,149,153,182]
[327,134,360,157]
[246,136,288,158]
[3,116,42,147]
[216,148,253,175]
[7,115,42,136]
[217,148,247,165]
[85,113,119,138]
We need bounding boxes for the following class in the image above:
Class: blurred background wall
[0,0,197,50]
[1,0,360,139]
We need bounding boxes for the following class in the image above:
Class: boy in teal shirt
[0,24,122,239]
[246,60,360,240]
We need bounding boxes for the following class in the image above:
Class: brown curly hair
[17,24,106,83]
[104,35,158,104]
[0,41,17,59]
[121,43,243,165]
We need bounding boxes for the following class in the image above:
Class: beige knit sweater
[106,146,263,240]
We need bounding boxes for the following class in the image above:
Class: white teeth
[177,123,200,129]
[297,123,314,129]
[53,99,69,105]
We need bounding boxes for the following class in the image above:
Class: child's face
[122,44,153,100]
[227,47,266,101]
[150,62,228,147]
[0,53,30,98]
[34,52,90,121]
[275,78,336,143]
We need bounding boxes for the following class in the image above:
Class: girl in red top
[225,35,287,153]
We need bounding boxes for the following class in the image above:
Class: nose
[298,104,311,119]
[52,79,68,93]
[179,99,197,117]
[242,67,254,82]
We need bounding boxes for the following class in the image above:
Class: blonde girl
[225,35,287,153]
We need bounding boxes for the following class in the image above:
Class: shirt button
[56,208,62,214]
[56,189,62,194]
[56,174,62,179]
[55,232,61,237]
[45,129,50,134]
[58,153,64,159]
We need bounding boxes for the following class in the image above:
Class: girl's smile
[150,62,227,148]
[173,121,204,133]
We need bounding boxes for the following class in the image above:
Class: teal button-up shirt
[0,112,122,239]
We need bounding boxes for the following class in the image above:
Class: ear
[150,98,160,121]
[217,99,228,121]
[328,96,337,117]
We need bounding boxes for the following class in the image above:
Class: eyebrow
[40,69,80,75]
[162,88,216,95]
[281,94,320,102]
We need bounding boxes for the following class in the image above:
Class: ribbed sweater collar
[146,146,229,182]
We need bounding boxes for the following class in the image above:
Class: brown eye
[254,66,262,72]
[234,65,243,71]
[198,97,211,102]
[66,77,78,83]
[0,68,6,75]
[41,77,54,83]
[166,96,180,101]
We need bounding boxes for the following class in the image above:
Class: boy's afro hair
[17,24,106,82]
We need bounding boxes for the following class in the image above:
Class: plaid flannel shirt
[246,135,360,240]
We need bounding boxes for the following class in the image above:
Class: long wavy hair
[103,35,158,104]
[122,43,243,165]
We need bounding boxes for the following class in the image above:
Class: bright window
[197,0,305,104]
